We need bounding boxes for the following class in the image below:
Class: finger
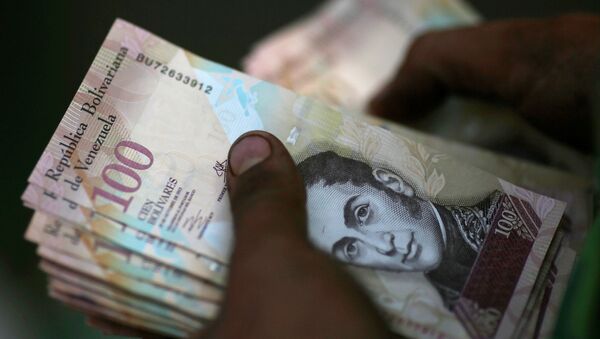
[369,24,513,121]
[215,131,388,339]
[227,131,307,246]
[369,15,600,150]
[368,17,566,121]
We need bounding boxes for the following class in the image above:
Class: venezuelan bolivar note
[47,292,186,338]
[24,19,566,338]
[48,278,193,333]
[42,259,202,331]
[243,0,479,112]
[26,211,225,296]
[35,237,222,307]
[47,277,199,332]
[46,275,188,338]
[519,246,576,339]
[23,190,228,285]
[37,245,218,320]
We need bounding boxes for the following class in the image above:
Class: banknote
[23,19,568,338]
[49,278,192,333]
[23,191,228,285]
[47,283,186,338]
[244,0,479,112]
[26,211,226,294]
[360,114,593,250]
[41,259,202,330]
[524,245,576,339]
[48,276,199,332]
[503,229,565,337]
[37,245,219,320]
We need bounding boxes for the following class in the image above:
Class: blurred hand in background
[370,14,600,152]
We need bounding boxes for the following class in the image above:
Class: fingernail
[229,134,271,176]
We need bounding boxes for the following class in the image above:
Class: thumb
[209,131,388,339]
[227,131,307,250]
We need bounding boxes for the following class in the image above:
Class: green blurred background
[1,1,598,338]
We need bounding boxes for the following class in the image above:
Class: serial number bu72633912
[135,52,213,95]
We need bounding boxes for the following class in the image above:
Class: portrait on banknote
[298,149,503,309]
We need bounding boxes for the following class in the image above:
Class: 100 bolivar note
[22,19,566,338]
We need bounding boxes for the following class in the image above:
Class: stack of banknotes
[21,13,592,339]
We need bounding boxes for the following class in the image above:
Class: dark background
[1,1,598,337]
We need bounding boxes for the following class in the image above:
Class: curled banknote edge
[25,211,221,298]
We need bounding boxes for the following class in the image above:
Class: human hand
[369,14,600,152]
[199,131,389,339]
[87,131,389,339]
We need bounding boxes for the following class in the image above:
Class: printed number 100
[91,140,154,212]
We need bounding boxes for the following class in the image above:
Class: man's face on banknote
[300,152,445,272]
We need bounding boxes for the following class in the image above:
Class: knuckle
[231,165,305,216]
[233,187,305,222]
[407,31,437,60]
